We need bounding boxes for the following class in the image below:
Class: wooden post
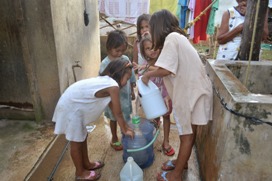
[238,0,268,61]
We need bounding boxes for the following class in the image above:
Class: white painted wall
[51,0,101,93]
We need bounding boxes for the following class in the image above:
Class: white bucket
[137,78,168,119]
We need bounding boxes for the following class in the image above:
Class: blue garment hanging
[178,0,188,29]
[178,0,188,6]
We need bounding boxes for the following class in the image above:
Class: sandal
[157,171,169,181]
[110,141,123,151]
[161,160,175,171]
[162,145,175,156]
[88,161,104,170]
[161,160,188,171]
[75,170,101,181]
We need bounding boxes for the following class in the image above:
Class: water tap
[72,61,82,82]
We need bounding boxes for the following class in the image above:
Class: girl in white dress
[53,59,134,181]
[139,33,175,157]
[216,0,246,60]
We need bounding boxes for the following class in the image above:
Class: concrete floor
[0,107,201,181]
[51,115,201,181]
[0,119,55,180]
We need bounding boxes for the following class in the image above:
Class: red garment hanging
[193,0,212,44]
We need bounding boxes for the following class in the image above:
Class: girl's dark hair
[100,57,133,86]
[106,30,128,51]
[139,33,152,60]
[136,14,151,41]
[149,9,186,50]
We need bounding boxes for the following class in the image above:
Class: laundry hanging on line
[176,0,238,44]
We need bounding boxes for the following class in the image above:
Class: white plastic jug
[120,157,143,181]
[137,77,168,119]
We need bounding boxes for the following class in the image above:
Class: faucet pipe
[72,61,82,82]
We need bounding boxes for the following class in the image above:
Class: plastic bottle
[137,77,168,119]
[120,157,143,181]
[122,116,154,169]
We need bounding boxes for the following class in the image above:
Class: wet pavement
[0,110,201,181]
[51,115,201,181]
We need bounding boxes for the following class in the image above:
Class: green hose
[127,129,160,152]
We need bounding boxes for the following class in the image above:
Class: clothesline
[98,0,150,24]
[177,0,238,43]
[183,0,218,33]
[98,0,272,44]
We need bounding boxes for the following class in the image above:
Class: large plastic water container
[137,77,168,119]
[120,157,143,181]
[122,116,155,169]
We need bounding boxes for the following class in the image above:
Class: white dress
[216,7,245,60]
[52,76,118,142]
[155,32,213,135]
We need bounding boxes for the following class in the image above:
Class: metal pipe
[72,61,82,82]
[47,141,70,181]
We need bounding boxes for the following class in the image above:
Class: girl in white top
[216,0,246,60]
[216,0,268,61]
[53,59,134,181]
[142,9,213,181]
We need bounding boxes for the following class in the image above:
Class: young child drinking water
[139,33,175,156]
[132,13,151,76]
[52,59,134,181]
[142,9,213,181]
[99,30,136,151]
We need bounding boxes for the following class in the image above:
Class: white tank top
[216,7,245,60]
[137,42,147,76]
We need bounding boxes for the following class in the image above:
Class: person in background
[216,0,268,60]
[132,13,151,76]
[141,9,213,181]
[99,30,136,151]
[52,59,134,181]
[139,33,175,157]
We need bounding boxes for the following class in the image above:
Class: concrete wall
[0,0,60,121]
[22,0,60,121]
[196,60,272,181]
[0,0,34,119]
[227,63,272,94]
[0,0,100,121]
[51,0,101,93]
